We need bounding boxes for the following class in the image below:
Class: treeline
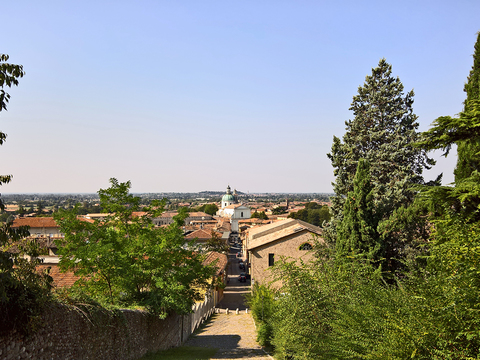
[287,202,331,227]
[247,34,480,359]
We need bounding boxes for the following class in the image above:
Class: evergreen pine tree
[454,32,480,182]
[326,59,433,270]
[336,159,380,260]
[328,59,432,221]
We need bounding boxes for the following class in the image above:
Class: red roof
[12,217,58,228]
[202,251,228,276]
[185,228,221,241]
[36,264,79,288]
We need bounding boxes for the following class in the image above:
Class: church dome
[222,185,235,202]
[222,193,235,202]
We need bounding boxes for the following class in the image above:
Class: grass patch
[139,346,218,360]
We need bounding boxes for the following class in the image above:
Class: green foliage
[199,203,218,216]
[456,32,480,183]
[203,230,229,254]
[0,54,52,336]
[54,178,216,317]
[0,229,53,336]
[288,202,331,227]
[271,206,288,215]
[244,283,276,347]
[0,53,25,201]
[326,59,433,272]
[336,159,380,261]
[0,54,25,114]
[194,203,219,216]
[265,249,480,360]
[262,46,480,359]
[251,211,269,220]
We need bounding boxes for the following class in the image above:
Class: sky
[1,0,479,194]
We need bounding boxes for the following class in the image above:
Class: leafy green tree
[17,204,26,216]
[0,54,52,336]
[55,178,216,316]
[204,230,229,254]
[195,203,218,216]
[251,211,269,220]
[0,54,25,206]
[336,159,380,261]
[203,203,218,216]
[271,206,288,215]
[245,283,277,347]
[288,203,330,227]
[412,33,480,356]
[36,200,44,214]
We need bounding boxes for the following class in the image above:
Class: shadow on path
[182,245,272,359]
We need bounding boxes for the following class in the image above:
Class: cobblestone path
[185,242,272,359]
[185,312,272,360]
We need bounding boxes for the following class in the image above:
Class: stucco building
[246,218,323,287]
[217,185,251,232]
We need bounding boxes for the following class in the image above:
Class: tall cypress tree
[454,32,480,183]
[336,159,380,261]
[326,59,433,271]
[328,59,432,222]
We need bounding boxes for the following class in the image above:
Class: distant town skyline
[1,1,476,193]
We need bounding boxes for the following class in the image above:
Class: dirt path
[184,243,272,359]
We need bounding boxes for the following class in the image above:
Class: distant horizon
[1,1,474,193]
[2,190,336,196]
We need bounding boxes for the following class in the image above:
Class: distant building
[151,211,213,226]
[12,217,63,238]
[217,185,251,232]
[246,218,323,288]
[185,228,223,250]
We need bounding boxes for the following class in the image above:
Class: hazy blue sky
[1,1,479,193]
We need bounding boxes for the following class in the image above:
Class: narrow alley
[184,240,272,360]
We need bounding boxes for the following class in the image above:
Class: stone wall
[0,303,193,360]
[250,230,316,288]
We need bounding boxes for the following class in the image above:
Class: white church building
[217,185,251,232]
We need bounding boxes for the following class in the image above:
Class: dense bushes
[0,234,53,335]
[245,283,276,347]
[251,245,480,359]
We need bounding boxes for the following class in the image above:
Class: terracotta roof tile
[36,264,79,288]
[185,228,221,240]
[12,217,58,228]
[202,251,228,276]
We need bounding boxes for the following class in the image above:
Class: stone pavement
[184,243,273,359]
[185,312,272,359]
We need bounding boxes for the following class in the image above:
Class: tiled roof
[36,264,79,288]
[188,212,213,218]
[12,217,58,228]
[185,228,221,241]
[202,251,228,276]
[247,219,323,251]
[155,211,178,218]
[223,204,249,210]
[131,211,147,217]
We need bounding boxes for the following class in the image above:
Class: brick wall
[0,303,192,360]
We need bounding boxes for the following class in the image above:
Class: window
[268,253,275,267]
[241,212,244,217]
[299,243,313,250]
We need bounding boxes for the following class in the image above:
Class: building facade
[246,219,323,287]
